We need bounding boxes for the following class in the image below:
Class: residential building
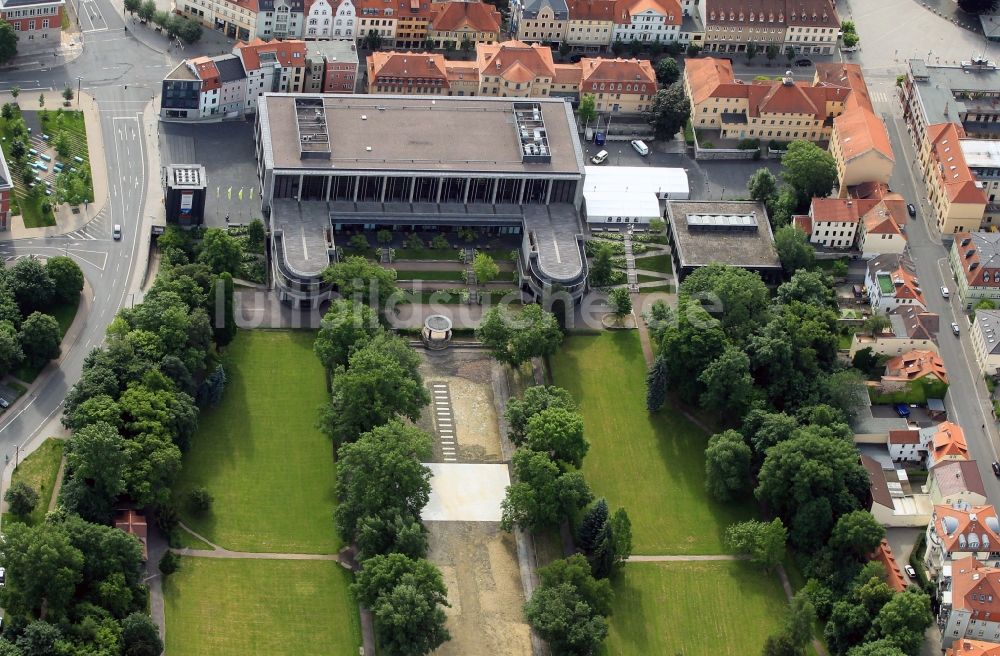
[939,557,1000,648]
[579,56,656,113]
[950,640,1000,656]
[0,0,64,50]
[919,123,988,235]
[355,0,397,43]
[159,55,247,120]
[925,505,1000,577]
[664,200,782,283]
[330,0,357,40]
[881,349,948,391]
[305,41,359,93]
[929,460,988,508]
[683,57,853,144]
[515,0,569,45]
[848,306,940,358]
[921,422,969,469]
[961,139,1000,228]
[611,0,682,45]
[971,309,1000,377]
[0,146,10,232]
[303,0,339,39]
[865,253,926,314]
[949,232,1000,309]
[366,42,652,108]
[393,0,432,49]
[861,454,932,528]
[699,0,839,55]
[857,199,906,258]
[815,63,895,192]
[427,1,501,50]
[175,0,257,41]
[236,38,308,114]
[565,0,616,51]
[888,428,922,463]
[255,95,589,307]
[901,58,1000,147]
[869,539,908,592]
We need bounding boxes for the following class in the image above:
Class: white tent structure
[582,166,689,226]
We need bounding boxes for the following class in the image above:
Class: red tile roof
[928,422,969,462]
[114,509,148,561]
[615,0,681,25]
[368,51,450,86]
[684,56,735,106]
[869,539,907,592]
[931,506,1000,555]
[953,232,1000,289]
[793,214,811,234]
[476,40,555,82]
[235,38,308,71]
[567,0,615,20]
[950,556,1000,618]
[950,640,1000,656]
[884,349,948,385]
[580,57,656,88]
[190,56,221,92]
[927,123,989,205]
[834,106,894,163]
[429,1,501,33]
[888,428,921,445]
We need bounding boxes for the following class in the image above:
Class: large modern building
[255,94,588,307]
[902,59,1000,145]
[664,200,782,283]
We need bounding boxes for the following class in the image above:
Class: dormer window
[729,11,734,19]
[749,12,754,21]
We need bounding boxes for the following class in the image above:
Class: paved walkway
[171,548,341,561]
[627,554,743,562]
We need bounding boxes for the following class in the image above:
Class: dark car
[795,58,813,67]
[993,461,1000,477]
[907,203,917,217]
[569,54,583,63]
[894,403,910,418]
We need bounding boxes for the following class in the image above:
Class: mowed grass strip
[3,438,64,526]
[174,330,339,553]
[549,332,753,554]
[600,561,789,656]
[164,557,361,656]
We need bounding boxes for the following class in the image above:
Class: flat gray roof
[523,205,585,284]
[306,40,360,65]
[666,200,781,271]
[908,59,1000,126]
[258,94,586,176]
[271,199,332,279]
[164,61,197,81]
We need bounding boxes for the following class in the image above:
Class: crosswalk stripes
[430,382,457,462]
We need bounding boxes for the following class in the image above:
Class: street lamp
[76,76,82,106]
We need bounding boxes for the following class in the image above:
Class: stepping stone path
[623,232,640,293]
[431,382,458,462]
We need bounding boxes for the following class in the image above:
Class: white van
[591,150,609,164]
[631,139,650,156]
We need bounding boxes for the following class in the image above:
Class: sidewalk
[0,30,84,72]
[0,90,109,240]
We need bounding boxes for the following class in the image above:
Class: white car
[941,286,950,299]
[0,566,7,587]
[113,224,122,240]
[952,322,961,336]
[631,139,650,156]
[591,150,609,165]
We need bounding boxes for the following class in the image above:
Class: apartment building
[160,54,248,120]
[303,0,344,39]
[919,123,989,235]
[795,195,905,256]
[962,139,1000,228]
[0,147,10,232]
[611,0,682,44]
[865,253,926,314]
[901,58,1000,147]
[304,40,359,92]
[366,41,651,110]
[925,504,1000,578]
[0,0,64,50]
[237,38,308,113]
[579,56,656,113]
[355,0,397,42]
[175,0,257,40]
[565,0,615,50]
[684,57,851,143]
[939,557,1000,649]
[427,1,501,49]
[971,309,1000,377]
[515,0,569,44]
[950,232,1000,309]
[699,0,839,54]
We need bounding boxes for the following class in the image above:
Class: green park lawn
[173,330,340,553]
[3,438,64,526]
[394,269,465,282]
[164,557,361,656]
[550,332,754,554]
[633,253,672,274]
[600,561,789,656]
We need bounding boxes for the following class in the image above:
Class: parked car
[795,58,813,67]
[0,398,9,410]
[941,286,950,299]
[894,403,910,418]
[591,150,609,165]
[904,565,916,579]
[952,322,961,336]
[112,224,122,240]
[631,139,650,156]
[0,567,7,587]
[841,45,860,53]
[993,461,1000,477]
[907,203,917,217]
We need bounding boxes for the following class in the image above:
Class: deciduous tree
[524,406,588,469]
[646,82,690,140]
[0,20,16,66]
[476,305,562,368]
[699,346,757,418]
[314,300,381,372]
[504,385,576,444]
[705,429,752,502]
[44,256,84,303]
[9,257,54,314]
[5,480,38,518]
[501,448,591,531]
[472,252,499,285]
[782,140,838,208]
[725,518,786,572]
[0,521,84,618]
[831,510,886,561]
[197,228,243,276]
[19,311,61,369]
[322,256,399,309]
[655,57,680,85]
[121,612,163,656]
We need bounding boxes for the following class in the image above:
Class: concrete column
[353,175,360,203]
[490,178,499,205]
[297,174,303,201]
[545,179,553,204]
[380,175,388,203]
[436,177,444,204]
[324,175,332,202]
[409,177,416,203]
[517,178,526,206]
[463,178,470,204]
